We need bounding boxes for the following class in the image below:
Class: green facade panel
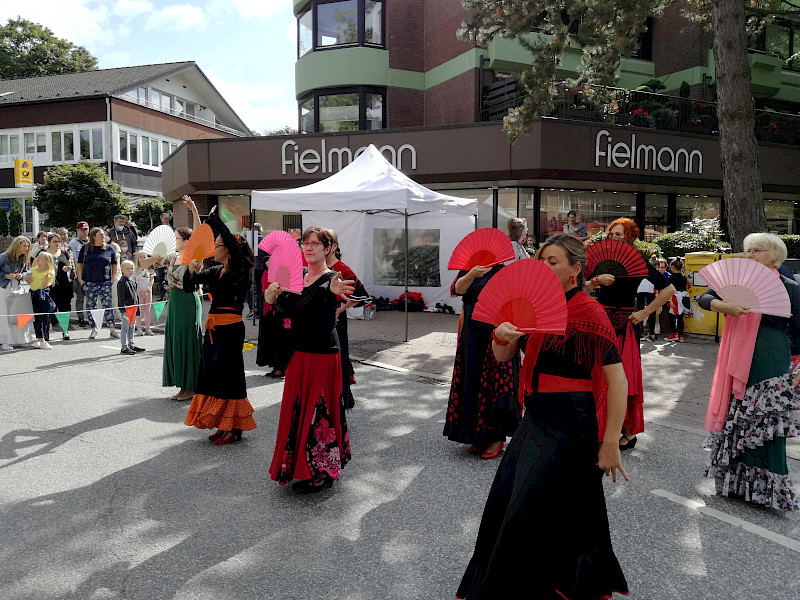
[296,48,391,97]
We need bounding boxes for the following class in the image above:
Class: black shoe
[78,319,88,328]
[120,348,135,355]
[62,332,70,341]
[292,478,333,494]
[132,346,146,352]
[619,435,638,451]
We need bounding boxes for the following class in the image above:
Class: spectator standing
[69,222,90,327]
[665,259,689,342]
[117,260,144,355]
[30,231,49,261]
[25,251,55,349]
[636,256,659,341]
[106,214,137,262]
[0,236,34,350]
[46,233,73,340]
[563,210,588,240]
[246,222,265,318]
[507,218,529,262]
[77,227,118,339]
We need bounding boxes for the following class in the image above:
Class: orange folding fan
[448,228,516,271]
[267,240,304,293]
[698,257,791,318]
[180,223,216,265]
[585,239,648,278]
[472,260,568,333]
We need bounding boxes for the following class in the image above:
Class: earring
[570,275,576,285]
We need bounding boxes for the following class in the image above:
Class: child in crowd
[26,251,56,349]
[665,258,689,342]
[117,260,145,355]
[135,253,155,336]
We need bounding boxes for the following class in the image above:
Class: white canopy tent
[250,144,478,340]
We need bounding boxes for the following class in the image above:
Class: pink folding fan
[267,240,304,293]
[698,257,791,318]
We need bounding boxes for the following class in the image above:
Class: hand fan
[259,230,293,254]
[448,228,516,271]
[267,240,304,293]
[585,239,648,278]
[180,223,216,265]
[698,257,791,317]
[472,260,568,333]
[142,225,177,256]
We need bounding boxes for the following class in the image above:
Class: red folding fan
[267,240,304,293]
[585,239,648,278]
[180,223,216,265]
[698,257,791,317]
[472,260,568,333]
[448,228,516,271]
[259,230,293,254]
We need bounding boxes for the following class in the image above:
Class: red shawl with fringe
[520,290,619,441]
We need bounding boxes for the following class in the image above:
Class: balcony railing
[118,95,248,137]
[481,80,800,147]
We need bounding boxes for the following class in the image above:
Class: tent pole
[404,209,409,343]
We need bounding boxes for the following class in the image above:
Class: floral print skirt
[269,351,351,484]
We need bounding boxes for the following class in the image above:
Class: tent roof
[251,144,477,215]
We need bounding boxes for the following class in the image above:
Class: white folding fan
[698,257,791,318]
[142,225,177,257]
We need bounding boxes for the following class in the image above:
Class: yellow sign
[14,159,33,187]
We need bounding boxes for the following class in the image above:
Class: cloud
[113,0,153,19]
[145,4,205,30]
[0,0,112,47]
[105,51,132,68]
[231,0,284,19]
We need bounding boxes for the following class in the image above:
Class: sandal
[270,370,285,379]
[619,435,638,451]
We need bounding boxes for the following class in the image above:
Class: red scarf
[520,290,619,440]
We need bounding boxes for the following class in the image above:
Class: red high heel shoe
[480,442,504,459]
[214,429,243,445]
[208,430,224,442]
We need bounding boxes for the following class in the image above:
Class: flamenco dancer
[184,206,257,444]
[700,233,800,510]
[256,255,293,379]
[587,218,674,450]
[325,228,370,410]
[444,263,520,459]
[457,234,629,600]
[266,227,355,492]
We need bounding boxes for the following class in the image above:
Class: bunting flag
[125,306,138,327]
[153,301,167,320]
[17,314,33,329]
[55,312,71,332]
[242,342,255,351]
[89,308,106,328]
[207,293,213,303]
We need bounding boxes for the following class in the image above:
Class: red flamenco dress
[269,271,351,484]
[183,212,257,433]
[457,289,629,600]
[595,260,671,436]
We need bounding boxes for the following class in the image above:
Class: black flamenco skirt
[457,391,628,600]
[256,304,292,371]
[336,312,356,409]
[444,318,520,447]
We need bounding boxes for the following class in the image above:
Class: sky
[0,0,299,134]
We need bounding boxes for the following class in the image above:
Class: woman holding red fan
[266,227,355,493]
[444,262,520,459]
[699,233,800,510]
[587,218,674,450]
[183,206,257,445]
[456,233,629,600]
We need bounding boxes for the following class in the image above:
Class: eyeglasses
[304,241,324,248]
[746,248,765,255]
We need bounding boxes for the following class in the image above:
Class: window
[51,131,74,161]
[149,89,160,107]
[160,93,172,112]
[129,134,138,163]
[170,142,177,154]
[174,98,184,116]
[184,102,196,117]
[36,133,46,153]
[373,228,440,287]
[540,189,636,240]
[677,195,721,226]
[765,198,797,234]
[142,136,150,164]
[92,129,103,159]
[79,129,91,160]
[644,194,669,240]
[0,135,9,155]
[150,138,159,166]
[119,130,128,161]
[162,140,170,160]
[25,133,35,154]
[297,0,385,57]
[299,86,385,132]
[64,132,74,160]
[52,132,62,161]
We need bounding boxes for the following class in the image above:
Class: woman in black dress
[266,226,355,492]
[184,207,257,445]
[257,255,293,379]
[444,264,520,459]
[456,234,629,600]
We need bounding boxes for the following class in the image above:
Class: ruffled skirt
[704,372,800,510]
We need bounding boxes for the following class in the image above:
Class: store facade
[161,120,800,245]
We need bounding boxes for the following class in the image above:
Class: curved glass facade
[298,0,384,58]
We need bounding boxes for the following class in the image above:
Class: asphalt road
[1,331,799,599]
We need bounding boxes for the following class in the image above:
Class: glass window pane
[317,0,358,47]
[162,141,170,159]
[170,143,177,154]
[25,133,35,154]
[92,129,103,159]
[373,228,440,286]
[141,136,150,164]
[138,87,146,100]
[299,8,313,56]
[540,189,635,241]
[319,92,359,132]
[161,94,171,112]
[365,1,383,44]
[184,103,196,117]
[150,89,160,106]
[79,129,90,159]
[677,195,721,227]
[151,139,159,165]
[300,96,315,133]
[0,135,8,155]
[644,194,669,240]
[9,135,19,155]
[36,133,46,153]
[365,93,383,130]
[64,132,74,160]
[119,131,128,161]
[174,98,184,115]
[130,134,138,163]
[765,198,796,234]
[52,132,62,161]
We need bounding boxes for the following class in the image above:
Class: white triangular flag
[89,308,106,328]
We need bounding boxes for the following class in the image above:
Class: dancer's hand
[628,309,648,325]
[594,274,615,287]
[264,281,283,304]
[597,443,629,483]
[493,321,525,343]
[188,259,202,273]
[467,265,490,279]
[330,272,355,297]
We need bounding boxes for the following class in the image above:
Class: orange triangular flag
[125,306,137,327]
[17,314,33,329]
[207,293,213,303]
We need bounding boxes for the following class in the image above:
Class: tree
[32,162,129,229]
[0,17,97,80]
[130,197,172,233]
[9,205,23,237]
[0,208,8,237]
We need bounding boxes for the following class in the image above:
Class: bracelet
[592,276,599,286]
[491,329,510,346]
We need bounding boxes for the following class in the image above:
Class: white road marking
[651,489,800,553]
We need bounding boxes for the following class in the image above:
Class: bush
[652,218,731,258]
[0,208,8,237]
[779,235,800,259]
[634,239,660,259]
[679,81,691,98]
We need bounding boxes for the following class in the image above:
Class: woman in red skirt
[266,226,355,492]
[587,218,674,450]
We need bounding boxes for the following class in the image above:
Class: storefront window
[540,189,635,241]
[373,228,440,287]
[319,92,359,132]
[677,195,721,227]
[644,194,668,240]
[300,87,385,132]
[765,198,797,234]
[317,0,358,47]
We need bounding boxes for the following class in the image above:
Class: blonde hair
[121,259,135,270]
[34,251,55,272]
[6,236,31,262]
[743,232,787,268]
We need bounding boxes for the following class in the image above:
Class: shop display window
[676,195,721,227]
[765,198,797,234]
[540,189,635,240]
[373,228,440,287]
